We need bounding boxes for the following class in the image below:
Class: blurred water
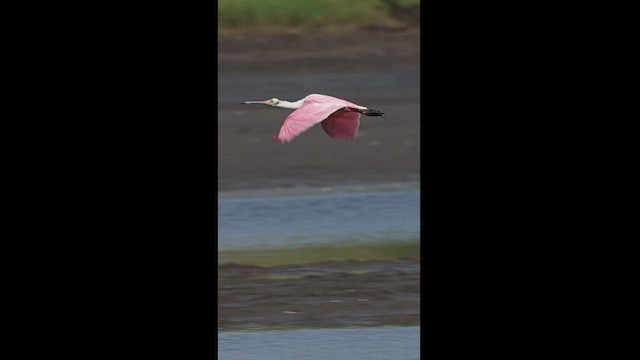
[218,325,420,360]
[218,185,420,251]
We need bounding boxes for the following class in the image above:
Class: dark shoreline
[218,29,420,74]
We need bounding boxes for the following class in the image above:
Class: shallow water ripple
[219,325,420,360]
[218,188,420,251]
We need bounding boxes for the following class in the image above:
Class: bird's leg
[359,108,385,117]
[345,107,385,117]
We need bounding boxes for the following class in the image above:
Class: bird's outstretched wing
[275,101,350,143]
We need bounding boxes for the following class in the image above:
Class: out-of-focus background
[218,0,420,192]
[218,1,420,358]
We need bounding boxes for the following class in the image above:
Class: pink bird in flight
[242,94,384,143]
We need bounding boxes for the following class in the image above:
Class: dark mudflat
[218,259,420,331]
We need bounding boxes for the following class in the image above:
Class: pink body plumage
[275,94,366,143]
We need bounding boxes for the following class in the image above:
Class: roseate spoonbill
[242,94,384,143]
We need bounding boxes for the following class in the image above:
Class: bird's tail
[360,109,385,117]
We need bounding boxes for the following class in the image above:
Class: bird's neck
[274,99,304,109]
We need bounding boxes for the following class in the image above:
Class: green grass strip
[218,241,420,267]
[218,0,419,30]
